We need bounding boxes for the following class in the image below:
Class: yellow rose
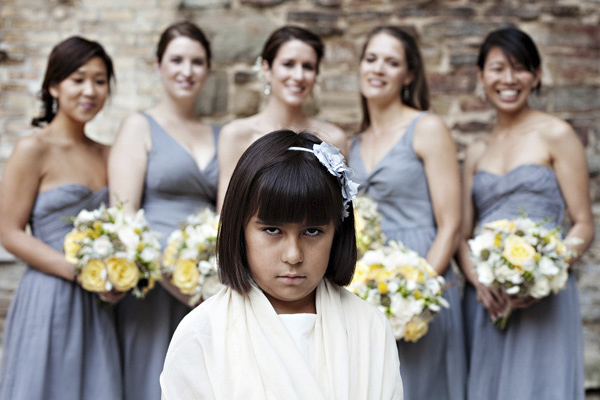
[502,235,536,266]
[106,257,140,292]
[404,317,429,342]
[488,219,516,233]
[163,241,180,268]
[172,259,200,295]
[78,259,107,293]
[64,231,86,264]
[398,264,420,281]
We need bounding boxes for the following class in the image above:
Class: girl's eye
[305,228,323,236]
[263,227,280,235]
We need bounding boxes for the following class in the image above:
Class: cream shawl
[160,279,403,399]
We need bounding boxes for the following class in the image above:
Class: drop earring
[52,97,58,114]
[264,82,271,96]
[402,85,409,103]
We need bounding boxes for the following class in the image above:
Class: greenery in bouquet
[468,215,580,329]
[64,204,162,299]
[162,208,224,306]
[348,240,449,342]
[353,195,386,258]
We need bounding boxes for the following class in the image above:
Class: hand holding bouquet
[64,204,162,299]
[468,216,580,329]
[162,208,224,306]
[348,240,449,342]
[353,196,386,258]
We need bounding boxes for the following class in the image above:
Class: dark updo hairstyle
[359,26,430,133]
[261,26,324,73]
[32,36,115,127]
[477,27,542,93]
[218,130,357,294]
[156,21,212,68]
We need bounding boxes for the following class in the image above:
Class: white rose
[539,257,559,276]
[469,232,495,256]
[549,270,568,294]
[529,276,551,298]
[118,226,140,251]
[139,247,159,264]
[92,235,114,258]
[180,248,199,261]
[476,262,495,286]
[76,209,96,224]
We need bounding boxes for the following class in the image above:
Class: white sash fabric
[160,279,403,399]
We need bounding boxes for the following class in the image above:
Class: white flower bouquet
[468,216,579,329]
[162,208,224,306]
[353,195,386,258]
[348,240,449,342]
[64,204,162,299]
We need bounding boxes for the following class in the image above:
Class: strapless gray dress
[464,164,584,400]
[349,112,467,400]
[0,185,122,399]
[115,113,219,400]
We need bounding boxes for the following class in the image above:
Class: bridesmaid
[108,21,218,400]
[217,25,347,210]
[348,26,467,400]
[458,27,593,400]
[0,37,121,398]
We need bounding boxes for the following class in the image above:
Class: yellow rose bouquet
[347,240,449,342]
[64,204,162,299]
[468,215,580,329]
[162,208,224,306]
[353,196,386,258]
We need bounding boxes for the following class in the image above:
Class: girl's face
[244,213,335,314]
[263,39,318,108]
[156,36,209,100]
[360,32,413,104]
[478,46,540,114]
[49,56,109,124]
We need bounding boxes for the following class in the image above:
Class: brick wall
[1,0,599,391]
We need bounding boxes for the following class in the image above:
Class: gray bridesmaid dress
[464,164,584,400]
[348,112,467,400]
[115,113,218,400]
[0,185,122,399]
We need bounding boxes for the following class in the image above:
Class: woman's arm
[107,113,150,211]
[547,120,594,262]
[0,137,75,280]
[414,115,461,275]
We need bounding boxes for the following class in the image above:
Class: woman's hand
[98,289,126,304]
[474,282,506,320]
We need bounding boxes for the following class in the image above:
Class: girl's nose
[281,237,303,265]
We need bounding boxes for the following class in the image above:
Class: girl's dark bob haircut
[477,27,542,93]
[218,130,357,294]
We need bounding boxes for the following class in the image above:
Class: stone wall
[1,0,599,392]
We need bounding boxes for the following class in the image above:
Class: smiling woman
[216,25,348,212]
[107,20,220,400]
[0,36,121,399]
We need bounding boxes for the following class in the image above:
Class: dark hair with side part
[32,36,115,127]
[477,27,542,93]
[359,26,430,133]
[156,21,212,67]
[261,26,325,73]
[218,130,357,294]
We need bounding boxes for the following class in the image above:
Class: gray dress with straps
[348,112,467,400]
[115,113,219,400]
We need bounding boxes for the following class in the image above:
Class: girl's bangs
[249,158,341,226]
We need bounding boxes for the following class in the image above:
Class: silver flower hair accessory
[289,143,359,219]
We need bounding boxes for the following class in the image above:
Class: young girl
[161,130,403,399]
[0,37,121,398]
